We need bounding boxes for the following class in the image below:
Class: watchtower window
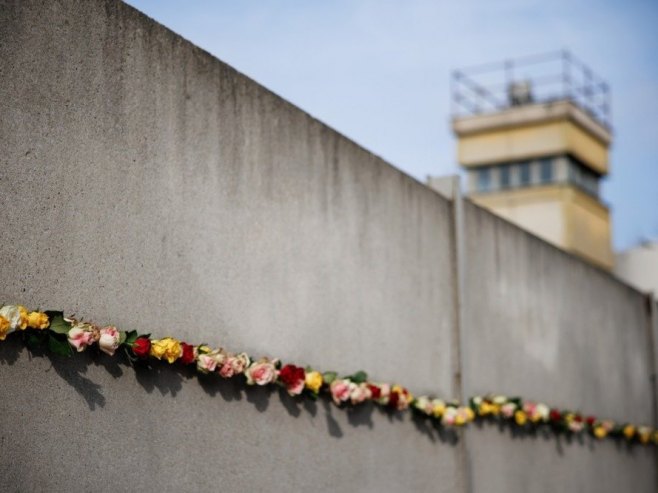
[477,168,491,192]
[539,158,553,183]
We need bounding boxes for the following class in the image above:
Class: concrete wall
[0,1,655,492]
[0,1,460,491]
[462,200,657,492]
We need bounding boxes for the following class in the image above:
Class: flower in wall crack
[278,364,306,396]
[67,322,99,352]
[593,419,614,439]
[304,371,323,394]
[549,408,562,423]
[638,426,652,444]
[389,385,413,411]
[445,405,475,426]
[514,410,528,426]
[593,425,607,439]
[376,383,391,406]
[27,311,49,330]
[179,343,196,366]
[132,337,151,358]
[197,348,225,374]
[98,326,120,356]
[431,399,446,419]
[523,401,549,423]
[442,406,458,426]
[329,378,351,405]
[475,396,502,417]
[0,316,11,341]
[219,352,250,378]
[458,406,475,425]
[150,337,182,364]
[501,402,517,419]
[349,382,372,405]
[0,305,28,333]
[413,396,434,416]
[565,413,584,433]
[245,358,278,386]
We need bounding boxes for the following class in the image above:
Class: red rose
[549,409,562,422]
[388,390,400,409]
[573,414,583,423]
[586,416,596,426]
[278,364,306,395]
[132,337,151,358]
[180,343,195,365]
[367,384,381,400]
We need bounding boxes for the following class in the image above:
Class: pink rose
[330,379,351,405]
[67,324,98,352]
[377,383,391,405]
[98,326,120,356]
[219,359,235,378]
[442,407,457,426]
[349,383,372,405]
[231,353,250,375]
[523,402,537,415]
[197,352,221,374]
[501,402,517,418]
[245,359,277,386]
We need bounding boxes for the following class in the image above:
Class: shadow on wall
[0,336,644,456]
[0,335,460,444]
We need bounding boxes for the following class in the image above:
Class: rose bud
[132,337,151,358]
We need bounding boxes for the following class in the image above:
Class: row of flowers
[1,304,656,445]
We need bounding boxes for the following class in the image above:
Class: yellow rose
[480,401,502,417]
[304,371,323,393]
[27,311,50,330]
[638,427,652,444]
[0,305,28,331]
[432,400,446,418]
[593,426,607,439]
[150,337,182,363]
[17,306,28,330]
[0,316,10,341]
[465,407,475,422]
[623,425,635,440]
[514,410,528,426]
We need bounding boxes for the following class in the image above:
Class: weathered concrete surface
[462,200,657,492]
[0,338,458,492]
[1,0,656,492]
[0,1,460,492]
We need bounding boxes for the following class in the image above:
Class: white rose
[98,326,120,356]
[536,403,550,421]
[0,305,26,330]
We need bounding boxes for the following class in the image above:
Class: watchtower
[452,51,613,269]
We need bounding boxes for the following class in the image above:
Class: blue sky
[126,0,658,250]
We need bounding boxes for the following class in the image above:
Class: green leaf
[123,330,139,346]
[45,311,71,335]
[47,334,72,357]
[322,371,337,385]
[348,371,368,384]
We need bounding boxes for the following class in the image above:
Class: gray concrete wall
[0,1,461,492]
[0,1,655,492]
[462,200,657,493]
